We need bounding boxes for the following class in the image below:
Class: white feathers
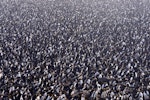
[138,92,144,100]
[57,94,67,100]
[81,96,86,100]
[79,79,83,85]
[120,94,130,100]
[71,88,79,98]
[110,91,115,98]
[35,95,41,100]
[98,74,102,78]
[17,72,21,77]
[122,42,126,46]
[115,65,119,71]
[39,78,42,85]
[20,95,24,100]
[87,79,91,84]
[143,91,149,100]
[101,90,108,98]
[0,69,3,79]
[46,96,52,100]
[9,86,15,93]
[41,92,48,100]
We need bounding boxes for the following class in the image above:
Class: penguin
[0,69,3,79]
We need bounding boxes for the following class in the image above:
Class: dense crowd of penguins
[0,0,150,100]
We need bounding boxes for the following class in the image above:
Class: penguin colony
[0,0,150,100]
